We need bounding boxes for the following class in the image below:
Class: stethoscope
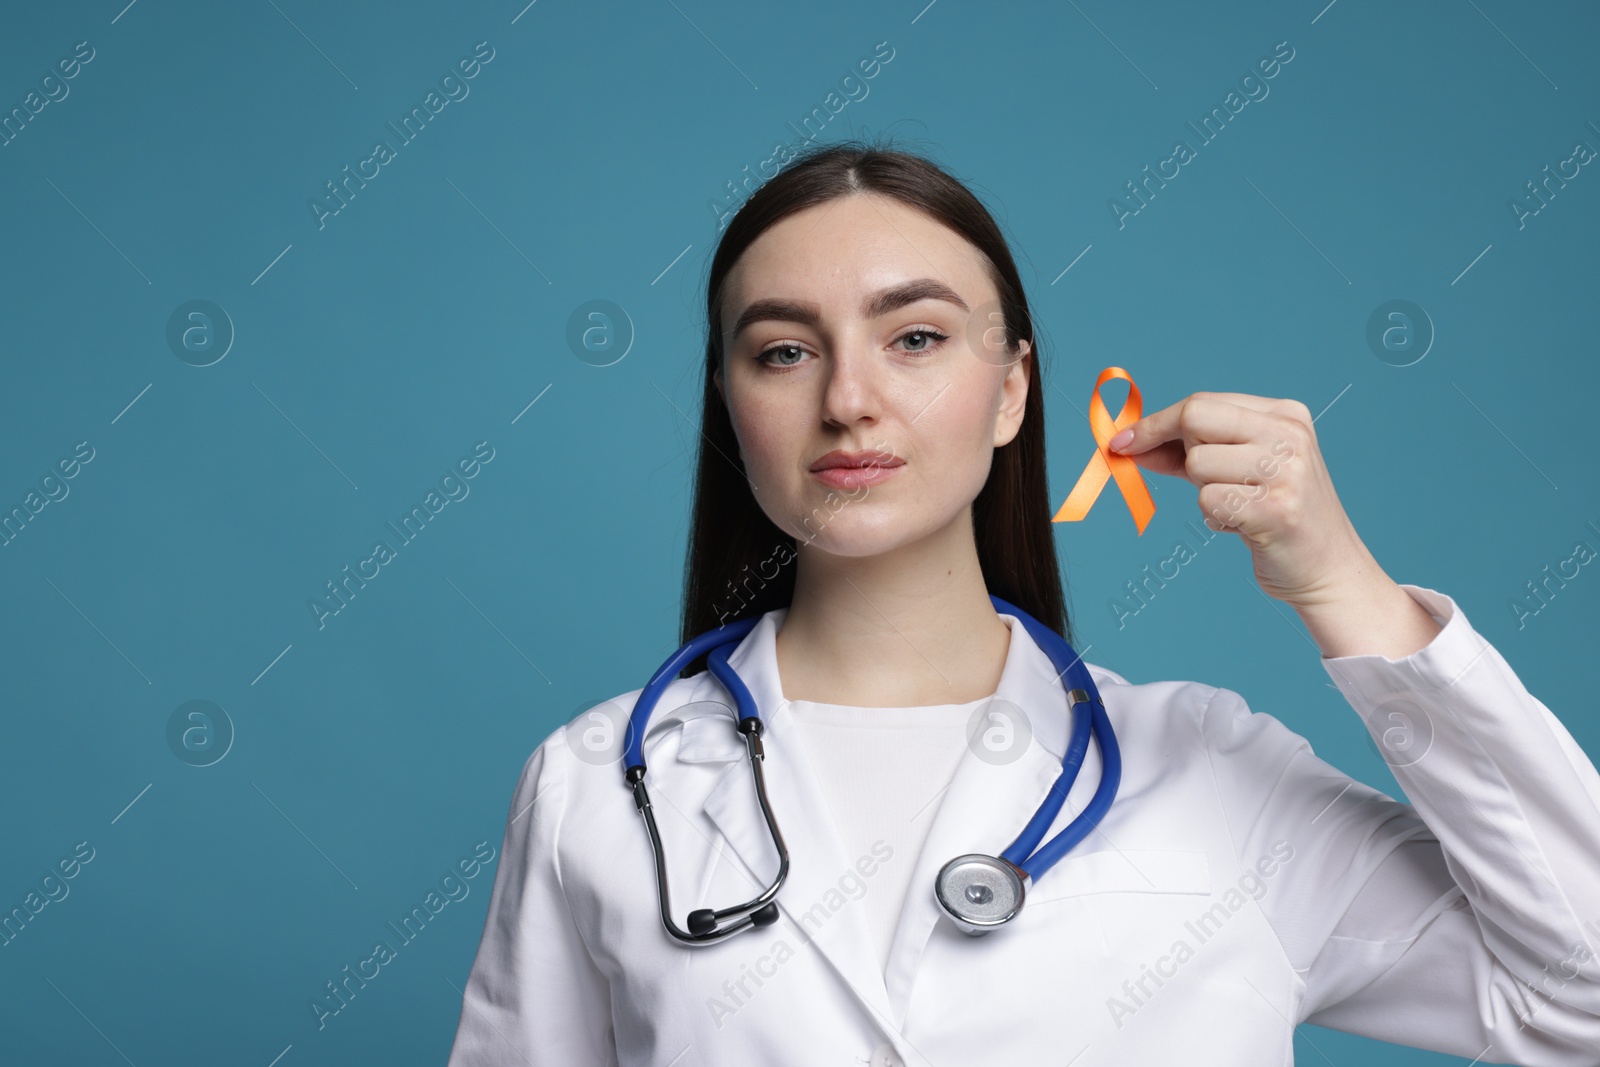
[621,595,1121,945]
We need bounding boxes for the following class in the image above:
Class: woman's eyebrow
[728,278,970,342]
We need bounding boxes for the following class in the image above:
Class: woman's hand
[1107,391,1441,659]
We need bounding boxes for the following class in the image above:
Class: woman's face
[714,192,1031,558]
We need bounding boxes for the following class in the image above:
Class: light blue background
[1,1,1595,1063]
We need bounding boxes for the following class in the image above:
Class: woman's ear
[713,365,725,405]
[993,338,1032,447]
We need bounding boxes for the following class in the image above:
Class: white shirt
[785,696,989,975]
[447,586,1600,1066]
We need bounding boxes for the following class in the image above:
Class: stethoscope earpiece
[687,899,780,938]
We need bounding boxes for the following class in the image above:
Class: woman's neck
[773,516,1011,708]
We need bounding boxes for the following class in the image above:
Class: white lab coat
[447,585,1600,1066]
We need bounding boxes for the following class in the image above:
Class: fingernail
[1108,428,1134,452]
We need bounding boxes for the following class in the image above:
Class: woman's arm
[1204,584,1600,1062]
[1112,388,1600,1054]
[447,740,620,1066]
[1308,584,1600,1058]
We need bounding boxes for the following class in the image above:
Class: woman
[449,140,1600,1065]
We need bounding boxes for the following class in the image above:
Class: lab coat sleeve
[447,735,620,1066]
[1201,584,1600,1065]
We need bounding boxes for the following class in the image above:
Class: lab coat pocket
[1023,848,1212,906]
[1013,848,1215,975]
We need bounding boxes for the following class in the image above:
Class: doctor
[448,140,1600,1066]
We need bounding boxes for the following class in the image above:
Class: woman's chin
[787,520,929,560]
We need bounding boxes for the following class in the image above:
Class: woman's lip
[809,451,904,470]
[809,464,903,490]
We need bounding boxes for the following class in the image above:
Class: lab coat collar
[684,604,1075,1044]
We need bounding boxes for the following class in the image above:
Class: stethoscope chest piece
[935,853,1028,935]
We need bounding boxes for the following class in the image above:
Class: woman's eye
[755,329,949,371]
[757,344,809,369]
[896,328,950,353]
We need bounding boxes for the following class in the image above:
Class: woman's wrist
[1290,566,1443,661]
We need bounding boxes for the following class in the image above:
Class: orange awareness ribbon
[1052,366,1156,534]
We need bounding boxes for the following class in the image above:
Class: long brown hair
[678,135,1072,675]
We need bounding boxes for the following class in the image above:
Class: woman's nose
[818,341,885,425]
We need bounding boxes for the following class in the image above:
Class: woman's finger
[1180,440,1299,490]
[1113,394,1269,454]
[1178,391,1311,421]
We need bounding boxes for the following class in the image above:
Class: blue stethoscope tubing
[997,598,1122,882]
[621,595,1120,944]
